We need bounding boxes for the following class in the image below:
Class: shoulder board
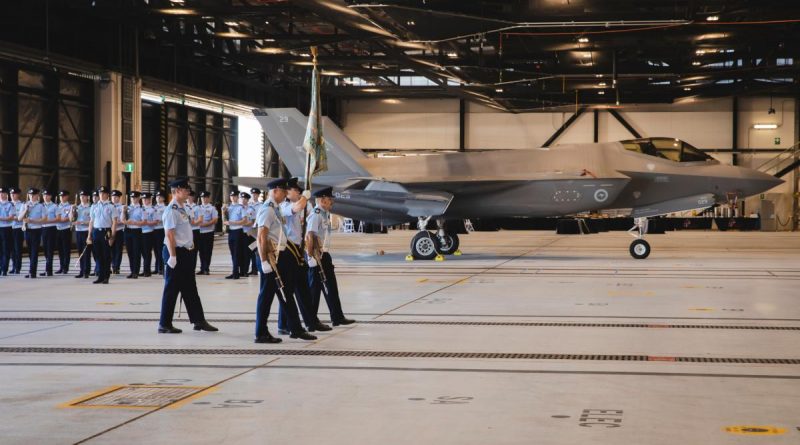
[171,204,178,209]
[314,208,321,214]
[268,202,274,208]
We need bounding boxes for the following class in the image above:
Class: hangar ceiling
[0,0,798,112]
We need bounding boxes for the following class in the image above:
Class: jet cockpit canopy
[621,137,714,163]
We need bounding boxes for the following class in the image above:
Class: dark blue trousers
[75,231,91,276]
[227,229,242,276]
[152,229,165,273]
[198,231,214,273]
[278,247,319,330]
[125,228,142,275]
[24,228,42,277]
[159,246,206,326]
[308,252,346,323]
[241,234,254,275]
[92,228,112,281]
[11,228,23,273]
[141,231,153,274]
[191,229,200,271]
[41,226,56,274]
[112,230,124,272]
[255,250,303,338]
[56,229,71,272]
[0,226,11,274]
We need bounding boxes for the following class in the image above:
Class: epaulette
[171,204,178,209]
[314,208,321,214]
[268,202,274,208]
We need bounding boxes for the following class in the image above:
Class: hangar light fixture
[578,37,589,43]
[321,71,343,76]
[446,52,458,59]
[224,21,238,26]
[382,99,401,104]
[362,88,382,93]
[683,87,692,91]
[692,61,701,66]
[255,47,284,54]
[157,8,198,15]
[753,124,778,129]
[598,82,607,86]
[706,15,720,21]
[406,20,415,26]
[495,88,503,93]
[215,31,252,38]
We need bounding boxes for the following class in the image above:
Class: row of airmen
[0,186,220,281]
[155,177,354,342]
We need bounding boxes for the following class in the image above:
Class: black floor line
[1,346,798,365]
[1,317,799,331]
[1,362,799,380]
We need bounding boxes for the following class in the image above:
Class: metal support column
[459,99,466,151]
[793,97,799,231]
[732,96,739,166]
[593,109,599,143]
[543,106,587,147]
[607,109,642,138]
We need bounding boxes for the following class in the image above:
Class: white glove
[260,260,272,274]
[167,256,177,269]
[307,257,317,268]
[302,190,311,199]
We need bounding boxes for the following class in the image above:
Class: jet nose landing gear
[627,217,651,259]
[409,217,460,260]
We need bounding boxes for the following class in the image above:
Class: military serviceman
[9,188,24,274]
[55,190,73,274]
[110,190,125,274]
[239,191,255,276]
[224,191,245,279]
[0,188,13,276]
[158,178,218,334]
[152,191,166,275]
[306,187,355,327]
[253,178,316,343]
[73,190,92,278]
[197,191,218,275]
[186,190,201,270]
[39,190,58,276]
[277,178,331,334]
[140,192,156,277]
[123,191,144,279]
[87,186,117,284]
[248,188,263,275]
[20,188,45,278]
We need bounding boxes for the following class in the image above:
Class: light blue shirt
[74,203,91,232]
[56,203,73,230]
[255,199,286,250]
[306,206,332,252]
[141,206,156,234]
[127,204,144,227]
[23,201,46,230]
[154,203,165,229]
[199,204,218,234]
[11,200,24,229]
[162,201,194,249]
[42,201,58,228]
[0,201,14,228]
[90,201,117,229]
[114,203,125,231]
[186,202,200,230]
[227,203,244,230]
[280,201,312,245]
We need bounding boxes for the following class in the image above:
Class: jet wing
[334,178,453,217]
[631,193,715,218]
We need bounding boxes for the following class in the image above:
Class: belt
[177,245,195,251]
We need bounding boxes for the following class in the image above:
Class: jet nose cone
[742,170,783,196]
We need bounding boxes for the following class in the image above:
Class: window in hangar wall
[141,100,239,205]
[0,61,94,193]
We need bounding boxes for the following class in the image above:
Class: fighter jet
[237,108,782,260]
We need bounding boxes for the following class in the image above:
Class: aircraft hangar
[0,1,799,444]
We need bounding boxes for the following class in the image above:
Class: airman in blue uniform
[225,191,246,279]
[55,190,73,274]
[306,187,355,327]
[73,190,92,278]
[110,190,125,274]
[248,188,263,275]
[21,188,46,278]
[140,193,156,277]
[123,191,144,278]
[39,190,58,276]
[239,192,255,276]
[0,188,13,276]
[87,186,117,284]
[276,178,331,334]
[186,190,202,270]
[197,191,218,275]
[9,188,24,274]
[152,191,166,275]
[158,178,217,334]
[253,178,316,344]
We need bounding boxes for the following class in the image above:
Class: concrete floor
[1,230,799,444]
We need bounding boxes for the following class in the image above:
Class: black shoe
[158,325,182,334]
[193,321,219,332]
[142,272,151,277]
[290,331,317,341]
[75,274,85,278]
[312,323,332,332]
[39,272,52,277]
[249,269,258,276]
[102,279,109,284]
[254,333,282,344]
[55,269,63,274]
[25,274,36,279]
[92,278,103,284]
[333,318,356,326]
[113,269,120,274]
[277,328,291,335]
[225,274,239,280]
[126,274,138,279]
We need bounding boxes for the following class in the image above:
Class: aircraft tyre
[411,231,440,260]
[629,239,651,259]
[438,233,460,255]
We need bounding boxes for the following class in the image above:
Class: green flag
[303,55,327,186]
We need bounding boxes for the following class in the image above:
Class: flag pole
[301,46,318,244]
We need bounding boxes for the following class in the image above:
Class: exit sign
[124,163,134,173]
[774,137,781,145]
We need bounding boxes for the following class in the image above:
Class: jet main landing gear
[408,217,461,260]
[627,217,651,259]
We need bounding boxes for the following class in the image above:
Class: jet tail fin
[252,108,370,181]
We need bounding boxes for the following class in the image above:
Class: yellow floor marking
[60,385,216,410]
[96,302,121,306]
[416,278,429,283]
[724,426,786,435]
[688,307,714,312]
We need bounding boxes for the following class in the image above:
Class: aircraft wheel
[411,231,440,260]
[438,233,460,255]
[629,239,651,259]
